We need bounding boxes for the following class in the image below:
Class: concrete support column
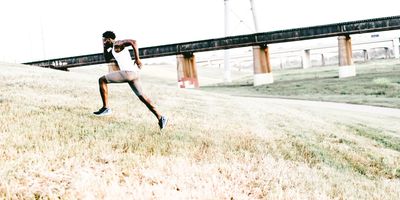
[253,45,273,86]
[338,35,356,78]
[393,38,400,59]
[176,53,199,88]
[302,49,311,69]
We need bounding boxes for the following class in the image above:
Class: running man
[94,31,168,130]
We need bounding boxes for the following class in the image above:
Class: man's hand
[135,59,143,69]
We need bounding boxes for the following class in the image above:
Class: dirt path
[232,95,400,135]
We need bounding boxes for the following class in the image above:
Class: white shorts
[105,70,139,83]
[104,70,143,96]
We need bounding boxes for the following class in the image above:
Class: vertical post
[249,0,259,32]
[207,59,212,68]
[384,47,390,59]
[224,0,231,82]
[338,35,356,78]
[302,49,311,69]
[176,53,199,88]
[39,16,46,60]
[321,53,326,66]
[393,38,400,59]
[363,49,368,62]
[253,45,273,86]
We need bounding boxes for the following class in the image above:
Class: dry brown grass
[0,62,399,199]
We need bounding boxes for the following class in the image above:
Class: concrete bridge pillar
[338,35,356,78]
[176,53,199,88]
[393,38,400,59]
[302,49,311,69]
[253,45,273,86]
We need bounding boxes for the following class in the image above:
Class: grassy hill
[0,62,399,199]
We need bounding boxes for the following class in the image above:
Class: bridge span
[24,15,400,87]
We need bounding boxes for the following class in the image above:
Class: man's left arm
[119,39,142,68]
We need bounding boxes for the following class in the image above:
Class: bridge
[24,15,400,87]
[200,37,399,70]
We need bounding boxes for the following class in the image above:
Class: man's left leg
[128,80,167,129]
[128,80,161,119]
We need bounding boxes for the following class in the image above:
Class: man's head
[102,31,116,47]
[102,31,115,39]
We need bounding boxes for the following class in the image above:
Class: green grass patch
[348,124,400,152]
[202,60,400,108]
[271,130,399,179]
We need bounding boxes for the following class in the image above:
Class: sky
[0,0,399,63]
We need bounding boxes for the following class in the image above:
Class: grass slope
[0,62,399,199]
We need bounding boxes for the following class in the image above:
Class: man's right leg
[99,76,109,108]
[94,71,129,116]
[94,75,112,116]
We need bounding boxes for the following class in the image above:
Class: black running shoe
[158,116,168,130]
[93,107,112,116]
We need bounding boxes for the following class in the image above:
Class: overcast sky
[0,0,398,63]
